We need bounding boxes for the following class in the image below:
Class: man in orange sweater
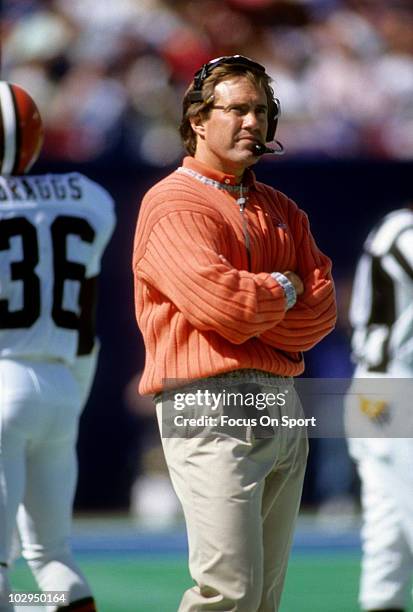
[133,56,336,611]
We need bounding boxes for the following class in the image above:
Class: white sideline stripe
[0,82,17,174]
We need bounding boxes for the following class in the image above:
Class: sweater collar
[180,156,257,190]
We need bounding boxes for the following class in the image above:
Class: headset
[188,55,280,144]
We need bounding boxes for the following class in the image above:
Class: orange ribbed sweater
[133,157,336,395]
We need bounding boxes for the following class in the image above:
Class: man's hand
[283,271,304,296]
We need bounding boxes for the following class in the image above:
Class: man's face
[191,76,269,178]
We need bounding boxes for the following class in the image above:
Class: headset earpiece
[267,97,280,142]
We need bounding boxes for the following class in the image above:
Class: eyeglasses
[188,55,267,103]
[210,104,269,118]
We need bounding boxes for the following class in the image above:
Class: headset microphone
[253,141,285,156]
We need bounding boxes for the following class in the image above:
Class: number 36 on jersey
[0,172,115,363]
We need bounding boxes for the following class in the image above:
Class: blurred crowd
[3,0,413,166]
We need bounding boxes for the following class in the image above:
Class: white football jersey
[0,172,115,364]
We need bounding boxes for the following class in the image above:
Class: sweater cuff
[271,272,297,310]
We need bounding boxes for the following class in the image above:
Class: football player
[0,82,116,611]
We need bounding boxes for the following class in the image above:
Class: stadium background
[3,0,413,609]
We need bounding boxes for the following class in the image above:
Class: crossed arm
[135,205,336,350]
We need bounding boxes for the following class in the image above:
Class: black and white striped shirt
[350,207,413,375]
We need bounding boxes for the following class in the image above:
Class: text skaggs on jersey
[0,174,84,203]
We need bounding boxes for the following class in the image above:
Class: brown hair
[179,64,275,156]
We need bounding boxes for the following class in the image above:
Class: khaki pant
[156,370,308,611]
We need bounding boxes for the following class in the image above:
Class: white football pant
[0,358,95,612]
